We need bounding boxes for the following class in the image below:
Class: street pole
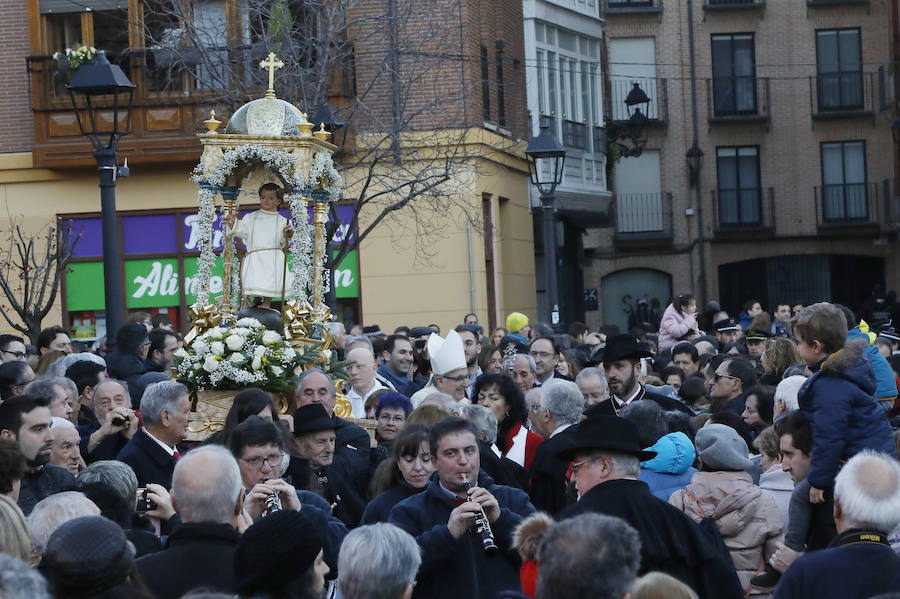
[687,0,707,307]
[541,192,560,331]
[96,148,124,352]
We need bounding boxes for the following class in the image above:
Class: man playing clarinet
[389,417,535,599]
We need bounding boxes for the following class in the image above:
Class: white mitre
[427,330,467,376]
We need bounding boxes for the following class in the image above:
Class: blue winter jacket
[389,471,535,599]
[798,339,898,490]
[639,432,698,501]
[847,323,898,405]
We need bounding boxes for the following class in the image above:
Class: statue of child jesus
[223,182,294,308]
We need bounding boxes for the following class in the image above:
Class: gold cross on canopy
[260,52,284,99]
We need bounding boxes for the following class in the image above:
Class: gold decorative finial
[259,52,284,99]
[203,110,222,134]
[313,123,331,142]
[296,111,314,137]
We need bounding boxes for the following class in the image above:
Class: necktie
[173,450,182,460]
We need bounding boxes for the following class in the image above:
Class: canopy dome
[225,97,309,137]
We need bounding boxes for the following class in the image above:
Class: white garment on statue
[505,424,528,467]
[228,210,293,298]
[347,379,387,419]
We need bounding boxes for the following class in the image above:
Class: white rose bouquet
[174,317,313,393]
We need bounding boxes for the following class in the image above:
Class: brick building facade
[592,0,899,332]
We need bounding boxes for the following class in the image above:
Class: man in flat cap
[557,416,744,599]
[586,334,691,418]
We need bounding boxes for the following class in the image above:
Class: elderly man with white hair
[772,375,806,421]
[459,403,527,489]
[774,451,900,598]
[27,491,99,555]
[526,379,584,514]
[48,417,81,475]
[116,380,192,488]
[338,523,421,599]
[136,445,245,599]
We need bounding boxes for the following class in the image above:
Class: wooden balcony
[26,47,354,169]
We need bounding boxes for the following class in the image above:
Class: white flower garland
[287,192,312,301]
[310,150,343,203]
[194,185,218,306]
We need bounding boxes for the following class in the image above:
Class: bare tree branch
[0,215,80,343]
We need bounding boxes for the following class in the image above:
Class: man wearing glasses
[0,335,27,363]
[709,357,757,414]
[411,330,469,406]
[225,418,348,576]
[556,415,744,599]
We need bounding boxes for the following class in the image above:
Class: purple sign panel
[66,218,103,257]
[182,212,226,252]
[181,204,356,251]
[123,215,177,254]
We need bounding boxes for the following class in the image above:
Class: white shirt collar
[549,423,573,439]
[614,385,642,407]
[142,427,175,456]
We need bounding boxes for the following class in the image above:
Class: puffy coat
[639,432,698,501]
[670,470,783,591]
[798,339,898,490]
[658,304,701,352]
[847,322,898,406]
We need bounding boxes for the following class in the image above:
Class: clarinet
[462,476,498,555]
[262,478,282,513]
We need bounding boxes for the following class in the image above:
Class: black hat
[879,326,900,342]
[745,329,772,342]
[462,323,484,336]
[234,510,324,594]
[714,317,740,332]
[409,326,438,338]
[600,334,653,363]
[293,403,336,436]
[556,415,657,462]
[362,325,385,338]
[42,516,135,597]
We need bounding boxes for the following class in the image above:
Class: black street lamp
[606,82,652,158]
[525,119,567,331]
[67,50,135,351]
[686,142,704,188]
[311,102,347,150]
[892,117,900,146]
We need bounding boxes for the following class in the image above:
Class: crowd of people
[0,298,898,599]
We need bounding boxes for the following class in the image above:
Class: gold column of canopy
[312,200,327,311]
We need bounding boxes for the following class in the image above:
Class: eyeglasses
[240,453,283,469]
[714,373,740,383]
[2,350,25,359]
[528,403,542,413]
[378,414,406,423]
[570,458,594,476]
[441,374,468,382]
[583,391,606,400]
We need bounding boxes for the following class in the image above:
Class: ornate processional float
[174,54,355,441]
